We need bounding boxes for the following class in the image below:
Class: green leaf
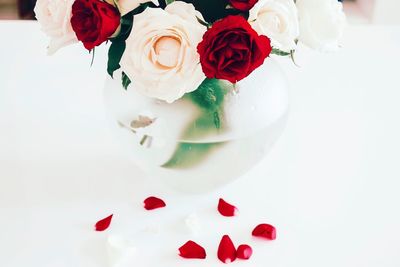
[131,2,155,15]
[110,10,134,43]
[107,2,156,78]
[180,0,246,23]
[106,10,132,78]
[165,0,174,4]
[196,16,210,27]
[121,72,131,90]
[107,40,126,78]
[271,48,291,56]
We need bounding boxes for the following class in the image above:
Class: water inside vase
[110,110,287,193]
[104,60,289,193]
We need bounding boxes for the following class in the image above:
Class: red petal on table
[252,224,277,240]
[218,198,238,217]
[95,214,113,231]
[143,196,166,210]
[179,240,207,259]
[218,235,237,263]
[237,244,253,260]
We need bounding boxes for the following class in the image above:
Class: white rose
[249,0,299,52]
[296,0,346,51]
[113,0,159,16]
[120,2,207,103]
[34,0,78,55]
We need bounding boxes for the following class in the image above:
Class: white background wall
[346,0,400,24]
[1,0,400,23]
[372,0,400,24]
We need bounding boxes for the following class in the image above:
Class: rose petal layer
[252,224,277,240]
[95,214,113,231]
[179,240,206,259]
[144,196,166,210]
[237,244,253,260]
[218,198,238,217]
[218,235,237,263]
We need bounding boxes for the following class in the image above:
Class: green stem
[162,79,234,169]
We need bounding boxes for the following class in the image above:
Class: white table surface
[1,21,400,267]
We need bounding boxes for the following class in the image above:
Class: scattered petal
[218,235,237,263]
[179,241,207,259]
[95,214,113,231]
[218,198,238,217]
[143,196,166,210]
[252,224,277,240]
[237,244,253,260]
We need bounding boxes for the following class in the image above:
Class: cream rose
[34,0,78,55]
[120,2,207,103]
[249,0,299,52]
[296,0,346,51]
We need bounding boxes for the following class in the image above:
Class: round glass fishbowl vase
[103,59,289,193]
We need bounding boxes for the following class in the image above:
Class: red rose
[197,15,271,83]
[71,0,120,50]
[229,0,258,11]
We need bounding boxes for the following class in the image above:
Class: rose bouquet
[35,0,345,97]
[35,0,346,191]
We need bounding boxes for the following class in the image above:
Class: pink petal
[218,235,237,263]
[179,240,207,259]
[218,198,238,217]
[143,196,166,210]
[95,214,113,231]
[252,224,277,240]
[237,244,253,260]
